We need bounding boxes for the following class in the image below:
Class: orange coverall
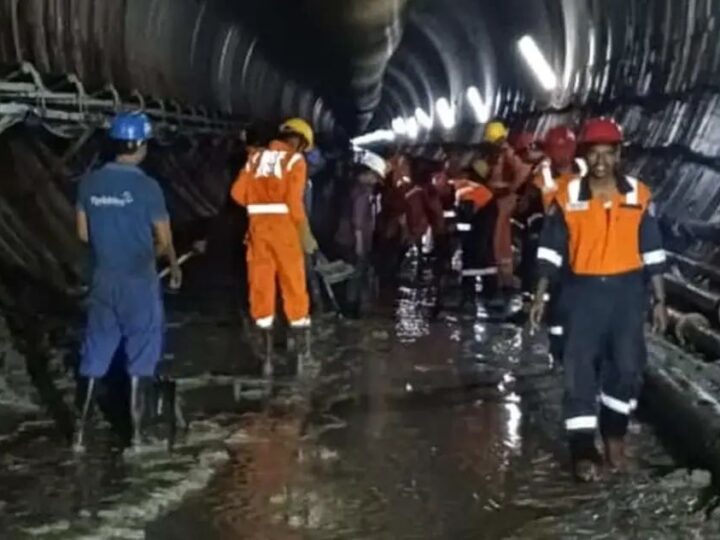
[230,140,310,327]
[488,145,533,287]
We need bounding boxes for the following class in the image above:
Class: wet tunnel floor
[0,276,717,539]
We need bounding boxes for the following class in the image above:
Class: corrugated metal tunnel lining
[3,0,718,135]
[4,1,720,537]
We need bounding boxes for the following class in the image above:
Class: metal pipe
[664,273,720,324]
[667,251,720,286]
[667,308,720,360]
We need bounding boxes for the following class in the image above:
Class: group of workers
[74,109,668,483]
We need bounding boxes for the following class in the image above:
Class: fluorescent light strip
[414,107,433,129]
[351,129,396,146]
[518,35,558,91]
[405,117,419,139]
[436,97,456,130]
[466,86,491,123]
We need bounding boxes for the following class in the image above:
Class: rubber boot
[261,329,274,380]
[73,377,96,452]
[130,376,148,449]
[287,326,312,378]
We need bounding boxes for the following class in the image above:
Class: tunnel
[2,0,720,537]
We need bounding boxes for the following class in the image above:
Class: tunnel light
[517,35,558,91]
[466,86,491,123]
[414,107,433,130]
[392,117,407,135]
[351,129,396,147]
[435,97,456,130]
[405,117,419,139]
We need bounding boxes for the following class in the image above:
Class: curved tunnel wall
[0,0,720,296]
[0,0,336,132]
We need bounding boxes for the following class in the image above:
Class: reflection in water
[0,276,686,539]
[504,400,522,451]
[147,279,677,540]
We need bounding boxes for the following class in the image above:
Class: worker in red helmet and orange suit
[530,117,668,482]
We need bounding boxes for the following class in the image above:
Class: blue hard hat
[109,112,153,142]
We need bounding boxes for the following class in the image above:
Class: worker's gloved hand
[300,222,319,255]
[529,297,545,333]
[169,264,183,291]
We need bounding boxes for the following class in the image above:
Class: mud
[0,264,716,539]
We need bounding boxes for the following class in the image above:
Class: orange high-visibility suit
[488,145,533,287]
[231,140,310,327]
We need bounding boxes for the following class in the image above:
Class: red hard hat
[509,131,536,153]
[543,126,577,166]
[579,117,624,145]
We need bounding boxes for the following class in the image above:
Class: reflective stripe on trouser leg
[547,283,567,364]
[247,234,277,324]
[599,273,646,438]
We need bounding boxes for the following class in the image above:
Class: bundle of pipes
[667,251,720,287]
[664,273,720,326]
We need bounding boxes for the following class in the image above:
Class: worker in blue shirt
[74,112,181,451]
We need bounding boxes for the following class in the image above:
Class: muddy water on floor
[145,284,676,540]
[0,275,697,539]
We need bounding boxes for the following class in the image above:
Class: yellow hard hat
[471,159,490,179]
[279,118,315,149]
[484,121,509,144]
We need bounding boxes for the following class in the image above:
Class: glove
[299,221,319,255]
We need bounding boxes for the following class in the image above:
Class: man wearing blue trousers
[74,112,181,451]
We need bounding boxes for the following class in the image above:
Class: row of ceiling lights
[352,35,558,147]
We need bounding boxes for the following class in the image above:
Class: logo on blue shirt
[90,191,134,207]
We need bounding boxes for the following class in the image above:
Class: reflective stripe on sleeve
[527,213,544,226]
[549,326,564,336]
[600,393,632,415]
[642,250,667,266]
[443,210,457,219]
[538,247,563,267]
[565,416,597,431]
[247,203,290,215]
[286,153,303,171]
[456,223,472,232]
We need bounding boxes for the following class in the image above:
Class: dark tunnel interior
[3,0,720,538]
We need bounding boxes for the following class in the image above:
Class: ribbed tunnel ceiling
[1,0,719,139]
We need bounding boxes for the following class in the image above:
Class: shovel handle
[158,251,195,279]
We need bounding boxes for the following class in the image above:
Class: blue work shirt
[77,163,168,279]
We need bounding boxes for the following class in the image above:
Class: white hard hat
[356,150,388,178]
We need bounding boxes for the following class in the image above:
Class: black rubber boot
[261,329,274,380]
[73,377,96,453]
[130,376,151,449]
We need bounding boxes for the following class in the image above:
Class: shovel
[314,253,356,315]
